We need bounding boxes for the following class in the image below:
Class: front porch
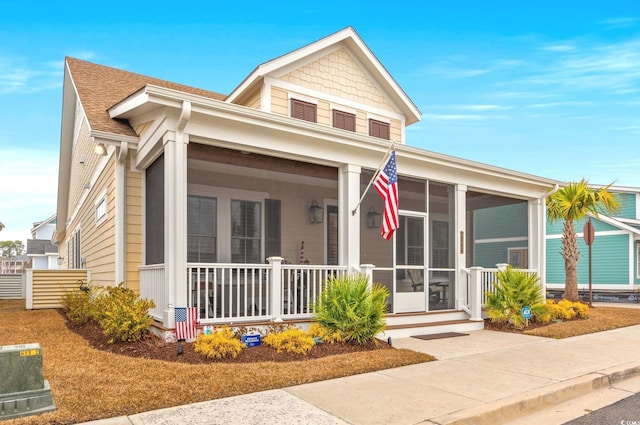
[139,260,535,338]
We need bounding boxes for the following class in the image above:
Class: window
[291,98,317,123]
[333,110,355,132]
[95,190,107,225]
[369,119,390,140]
[67,228,82,269]
[187,195,217,263]
[231,200,261,263]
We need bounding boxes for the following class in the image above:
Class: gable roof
[227,27,421,125]
[66,57,227,137]
[27,239,59,255]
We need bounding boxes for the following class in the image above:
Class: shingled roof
[66,57,227,137]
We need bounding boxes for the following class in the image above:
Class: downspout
[115,141,129,285]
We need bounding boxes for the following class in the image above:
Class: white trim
[188,184,269,263]
[271,77,405,122]
[95,188,108,226]
[636,241,640,280]
[330,104,357,115]
[366,113,391,124]
[476,236,528,244]
[287,92,318,105]
[546,229,629,239]
[225,27,421,124]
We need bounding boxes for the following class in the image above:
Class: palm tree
[546,179,619,301]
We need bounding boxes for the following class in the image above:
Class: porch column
[340,164,361,272]
[529,198,545,285]
[163,129,189,326]
[468,266,483,321]
[455,184,467,310]
[268,256,283,320]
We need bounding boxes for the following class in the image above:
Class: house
[26,215,59,270]
[53,27,560,338]
[546,185,640,302]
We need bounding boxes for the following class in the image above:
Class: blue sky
[1,1,639,244]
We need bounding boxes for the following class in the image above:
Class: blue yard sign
[521,306,532,320]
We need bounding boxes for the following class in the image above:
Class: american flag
[175,307,198,340]
[374,150,399,240]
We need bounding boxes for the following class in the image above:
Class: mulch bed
[62,312,393,364]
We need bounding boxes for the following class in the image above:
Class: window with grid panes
[333,110,355,132]
[187,195,217,263]
[231,200,261,263]
[369,119,390,140]
[291,98,317,123]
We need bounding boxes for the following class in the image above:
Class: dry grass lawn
[2,300,639,424]
[524,305,640,338]
[0,300,433,425]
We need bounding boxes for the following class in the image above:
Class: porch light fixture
[367,208,381,229]
[57,256,64,266]
[95,143,107,156]
[308,200,324,224]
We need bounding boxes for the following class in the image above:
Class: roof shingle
[66,57,227,136]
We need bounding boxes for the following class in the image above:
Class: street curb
[430,362,640,425]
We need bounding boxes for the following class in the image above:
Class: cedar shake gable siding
[66,57,227,136]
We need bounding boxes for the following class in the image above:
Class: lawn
[0,300,433,425]
[2,300,640,424]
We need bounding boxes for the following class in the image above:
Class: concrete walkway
[81,305,640,425]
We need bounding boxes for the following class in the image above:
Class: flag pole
[352,141,396,216]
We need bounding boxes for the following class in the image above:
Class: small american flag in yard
[175,307,198,340]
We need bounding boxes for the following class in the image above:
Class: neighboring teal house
[546,186,640,300]
[472,201,531,269]
[472,186,640,302]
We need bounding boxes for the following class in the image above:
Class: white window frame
[95,189,108,226]
[188,184,268,263]
[637,243,640,279]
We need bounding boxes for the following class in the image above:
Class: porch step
[380,318,485,339]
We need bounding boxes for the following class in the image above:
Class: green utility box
[0,343,56,420]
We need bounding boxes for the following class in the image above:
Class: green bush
[263,326,315,355]
[60,286,96,325]
[194,326,245,359]
[92,284,155,343]
[484,267,548,329]
[312,274,389,344]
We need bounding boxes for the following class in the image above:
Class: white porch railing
[139,264,165,321]
[280,264,348,318]
[461,266,539,320]
[185,259,348,324]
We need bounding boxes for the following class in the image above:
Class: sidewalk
[82,306,640,425]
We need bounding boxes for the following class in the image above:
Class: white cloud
[541,44,576,52]
[599,17,639,30]
[0,56,64,95]
[423,113,508,121]
[0,148,58,243]
[527,101,595,109]
[447,104,512,111]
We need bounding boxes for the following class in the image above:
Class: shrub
[484,267,547,329]
[547,299,589,320]
[263,326,315,355]
[194,326,245,359]
[312,274,389,344]
[92,284,155,343]
[307,322,345,344]
[60,286,96,325]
